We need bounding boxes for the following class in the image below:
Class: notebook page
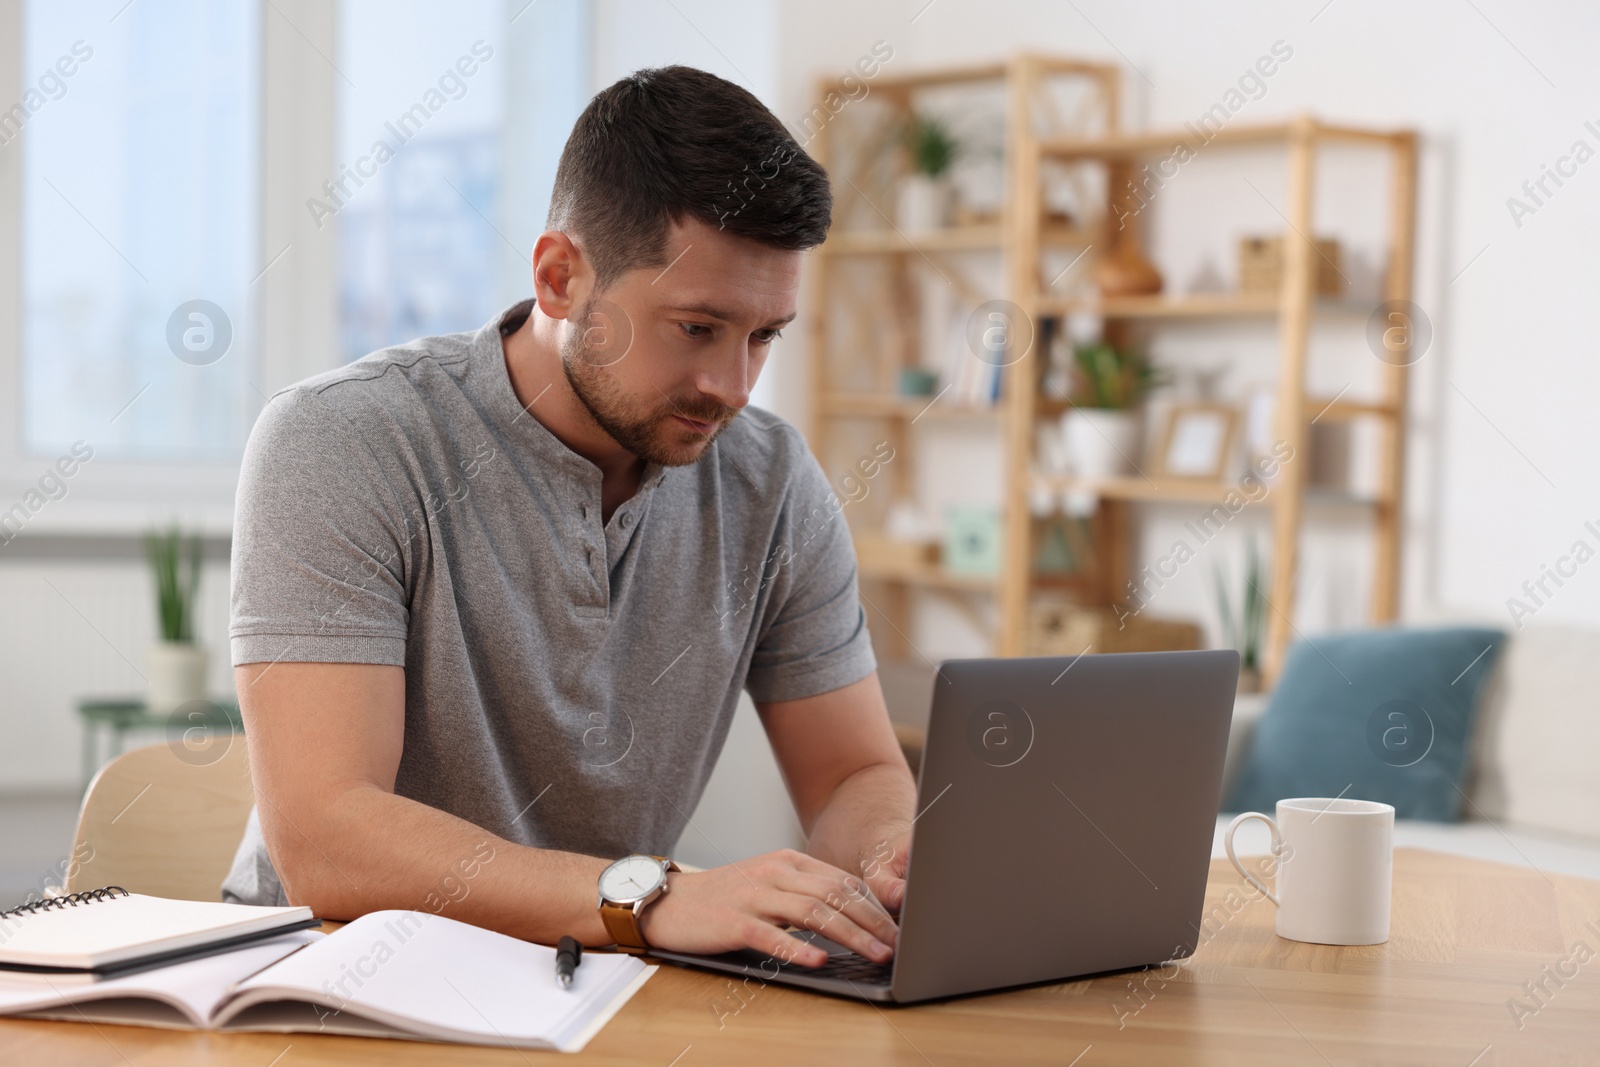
[0,930,321,1029]
[217,911,651,1050]
[0,894,315,969]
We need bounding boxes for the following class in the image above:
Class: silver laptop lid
[889,649,1238,1003]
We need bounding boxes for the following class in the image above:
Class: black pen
[555,935,582,989]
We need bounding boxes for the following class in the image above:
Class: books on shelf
[0,898,652,1052]
[942,301,1005,408]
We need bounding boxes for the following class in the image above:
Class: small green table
[75,698,243,789]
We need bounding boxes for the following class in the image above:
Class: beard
[561,297,738,467]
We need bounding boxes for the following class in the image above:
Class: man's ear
[532,231,586,321]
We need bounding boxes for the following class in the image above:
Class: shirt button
[622,513,634,528]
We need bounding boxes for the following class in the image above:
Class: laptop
[649,648,1239,1003]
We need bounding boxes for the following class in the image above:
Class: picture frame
[1153,403,1239,480]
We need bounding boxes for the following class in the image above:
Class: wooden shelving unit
[803,55,1417,686]
[1018,114,1418,683]
[805,54,1119,668]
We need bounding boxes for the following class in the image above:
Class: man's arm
[756,671,917,912]
[241,660,900,966]
[239,661,615,944]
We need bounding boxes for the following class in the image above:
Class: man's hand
[639,848,898,968]
[755,673,919,922]
[855,828,911,916]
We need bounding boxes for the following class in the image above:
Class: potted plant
[896,112,961,232]
[1060,340,1163,478]
[144,524,206,713]
[1212,538,1266,693]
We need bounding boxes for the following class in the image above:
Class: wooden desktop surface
[3,848,1596,1066]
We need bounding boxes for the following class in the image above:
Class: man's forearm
[266,783,614,946]
[802,761,916,879]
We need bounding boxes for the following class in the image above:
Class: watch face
[600,855,665,904]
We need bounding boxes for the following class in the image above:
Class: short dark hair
[546,65,832,293]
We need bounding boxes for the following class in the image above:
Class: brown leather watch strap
[599,856,679,954]
[599,902,647,953]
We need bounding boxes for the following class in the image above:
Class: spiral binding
[0,886,129,921]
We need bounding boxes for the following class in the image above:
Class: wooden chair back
[64,736,254,902]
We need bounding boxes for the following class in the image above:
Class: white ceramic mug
[1224,797,1395,945]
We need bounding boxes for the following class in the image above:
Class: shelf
[815,54,1119,96]
[1309,396,1400,422]
[1034,474,1379,509]
[822,222,1091,256]
[1036,474,1259,505]
[1038,118,1408,161]
[1034,292,1374,320]
[1040,394,1394,423]
[819,392,1001,420]
[824,57,1009,93]
[857,557,998,592]
[1041,122,1293,160]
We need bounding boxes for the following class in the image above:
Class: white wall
[0,546,235,790]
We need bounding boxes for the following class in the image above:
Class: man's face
[561,216,802,467]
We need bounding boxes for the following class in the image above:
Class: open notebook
[0,909,652,1052]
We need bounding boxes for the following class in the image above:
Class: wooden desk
[4,849,1597,1065]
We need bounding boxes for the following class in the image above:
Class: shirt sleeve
[229,386,412,668]
[743,444,877,704]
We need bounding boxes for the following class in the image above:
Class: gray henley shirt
[220,299,876,906]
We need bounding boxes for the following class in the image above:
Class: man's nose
[695,352,750,412]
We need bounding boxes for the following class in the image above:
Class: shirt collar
[478,299,668,494]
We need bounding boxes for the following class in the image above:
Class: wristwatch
[597,853,679,953]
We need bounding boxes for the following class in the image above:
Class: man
[222,65,913,970]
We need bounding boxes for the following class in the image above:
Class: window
[335,0,589,360]
[0,0,591,518]
[18,0,260,463]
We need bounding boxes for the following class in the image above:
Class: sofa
[1218,620,1600,879]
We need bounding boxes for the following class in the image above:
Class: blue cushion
[1224,626,1507,822]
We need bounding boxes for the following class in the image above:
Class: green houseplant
[143,524,207,712]
[1059,340,1164,478]
[895,111,962,232]
[1212,537,1267,692]
[902,112,960,179]
[1070,341,1161,410]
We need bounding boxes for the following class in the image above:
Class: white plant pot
[1034,421,1071,477]
[147,642,208,714]
[1061,408,1142,480]
[896,174,954,232]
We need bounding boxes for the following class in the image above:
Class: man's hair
[546,65,832,293]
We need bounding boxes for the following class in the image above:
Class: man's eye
[754,329,783,344]
[680,323,712,339]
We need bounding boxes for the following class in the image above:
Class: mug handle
[1224,811,1282,906]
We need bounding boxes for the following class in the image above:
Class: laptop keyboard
[779,950,893,986]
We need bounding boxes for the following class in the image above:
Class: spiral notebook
[0,887,319,983]
[0,907,654,1052]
